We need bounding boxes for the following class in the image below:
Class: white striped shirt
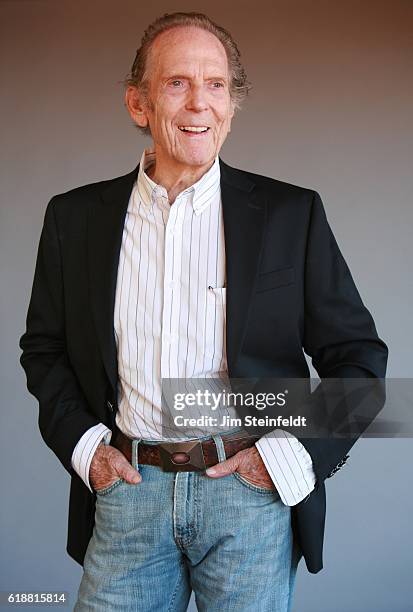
[71,149,316,504]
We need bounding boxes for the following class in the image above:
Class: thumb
[116,458,141,484]
[206,455,239,478]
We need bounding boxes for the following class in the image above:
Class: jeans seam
[167,559,186,612]
[94,477,123,496]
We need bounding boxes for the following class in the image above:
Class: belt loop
[212,434,227,463]
[132,438,141,471]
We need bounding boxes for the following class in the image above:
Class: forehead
[148,26,229,77]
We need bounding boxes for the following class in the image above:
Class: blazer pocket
[255,267,295,293]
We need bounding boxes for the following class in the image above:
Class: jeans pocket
[94,477,124,496]
[232,471,277,495]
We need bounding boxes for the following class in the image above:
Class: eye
[170,80,183,87]
[212,82,224,88]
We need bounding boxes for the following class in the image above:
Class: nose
[186,84,209,112]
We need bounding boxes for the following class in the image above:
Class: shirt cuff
[71,423,112,493]
[255,429,316,506]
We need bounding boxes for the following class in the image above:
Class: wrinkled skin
[124,26,235,203]
[90,443,141,492]
[206,446,276,489]
[90,443,274,493]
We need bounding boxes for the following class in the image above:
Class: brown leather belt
[111,428,260,472]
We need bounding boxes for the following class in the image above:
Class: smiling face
[126,26,235,176]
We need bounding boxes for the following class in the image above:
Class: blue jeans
[75,435,301,611]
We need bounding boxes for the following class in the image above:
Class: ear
[227,100,236,132]
[125,86,149,128]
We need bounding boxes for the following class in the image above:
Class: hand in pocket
[90,442,141,492]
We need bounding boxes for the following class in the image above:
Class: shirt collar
[136,148,220,215]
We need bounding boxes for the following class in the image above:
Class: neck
[146,153,215,204]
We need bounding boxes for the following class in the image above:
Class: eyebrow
[163,74,228,82]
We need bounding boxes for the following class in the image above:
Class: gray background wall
[1,0,412,610]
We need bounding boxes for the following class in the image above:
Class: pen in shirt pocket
[208,284,226,290]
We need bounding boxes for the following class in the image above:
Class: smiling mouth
[178,126,210,133]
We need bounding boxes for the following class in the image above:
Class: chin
[181,150,215,168]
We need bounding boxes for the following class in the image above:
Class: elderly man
[20,11,387,612]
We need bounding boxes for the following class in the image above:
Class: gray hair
[124,11,251,136]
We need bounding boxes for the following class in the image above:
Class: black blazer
[19,159,388,573]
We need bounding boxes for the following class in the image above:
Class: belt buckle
[158,440,206,472]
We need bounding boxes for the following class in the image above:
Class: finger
[206,454,240,478]
[117,463,141,484]
[111,451,142,484]
[237,470,275,489]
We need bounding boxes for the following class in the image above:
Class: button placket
[160,199,185,378]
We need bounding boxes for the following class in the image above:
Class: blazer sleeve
[300,190,388,484]
[19,197,100,474]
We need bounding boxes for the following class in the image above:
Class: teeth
[178,126,209,133]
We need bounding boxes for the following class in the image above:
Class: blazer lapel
[88,166,139,392]
[219,159,267,371]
